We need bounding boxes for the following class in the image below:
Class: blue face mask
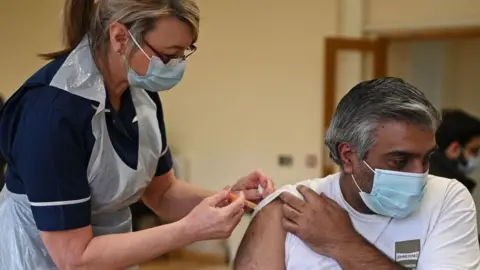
[125,32,186,92]
[458,157,479,175]
[458,149,479,175]
[352,161,428,218]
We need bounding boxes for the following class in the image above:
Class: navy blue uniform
[0,54,173,231]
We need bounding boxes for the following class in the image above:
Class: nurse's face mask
[124,31,196,92]
[351,161,428,219]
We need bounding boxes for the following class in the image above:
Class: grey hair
[325,77,441,165]
[40,0,199,59]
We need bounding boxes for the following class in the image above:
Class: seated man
[430,109,480,193]
[234,77,480,270]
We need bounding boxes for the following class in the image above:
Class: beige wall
[387,42,411,79]
[387,38,480,116]
[156,0,339,190]
[442,38,480,116]
[0,0,63,98]
[365,0,480,31]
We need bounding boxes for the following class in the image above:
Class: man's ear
[445,141,462,159]
[338,142,355,174]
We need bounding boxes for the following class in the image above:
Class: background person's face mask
[125,31,186,92]
[352,161,428,218]
[458,152,480,175]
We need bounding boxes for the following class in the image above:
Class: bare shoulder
[257,198,284,218]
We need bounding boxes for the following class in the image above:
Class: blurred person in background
[430,109,480,193]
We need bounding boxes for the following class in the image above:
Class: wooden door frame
[374,26,480,42]
[322,37,388,176]
[321,26,480,177]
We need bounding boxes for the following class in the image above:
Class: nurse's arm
[143,169,213,221]
[234,199,286,270]
[40,221,193,269]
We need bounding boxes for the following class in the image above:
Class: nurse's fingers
[216,199,230,208]
[263,178,276,197]
[238,169,268,189]
[205,189,231,207]
[255,169,270,188]
[218,186,233,205]
[222,191,245,216]
[228,207,245,228]
[241,189,263,201]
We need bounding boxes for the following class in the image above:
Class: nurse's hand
[231,169,275,204]
[184,189,246,241]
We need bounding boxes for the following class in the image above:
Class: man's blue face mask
[352,161,428,218]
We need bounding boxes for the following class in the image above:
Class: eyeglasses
[183,45,197,60]
[144,41,197,64]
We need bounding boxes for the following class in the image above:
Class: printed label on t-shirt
[395,239,421,269]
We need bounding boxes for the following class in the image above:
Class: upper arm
[234,199,286,270]
[9,92,94,267]
[148,92,173,176]
[234,179,320,269]
[417,182,480,269]
[143,169,175,210]
[14,97,91,232]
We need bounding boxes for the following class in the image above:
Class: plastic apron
[0,38,162,270]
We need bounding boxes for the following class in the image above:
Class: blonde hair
[40,0,200,59]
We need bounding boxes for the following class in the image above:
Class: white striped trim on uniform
[160,145,169,157]
[29,196,91,207]
[91,104,110,113]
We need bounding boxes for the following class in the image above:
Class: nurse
[0,0,274,269]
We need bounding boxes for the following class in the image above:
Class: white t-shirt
[254,173,480,270]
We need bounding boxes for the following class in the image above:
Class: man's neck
[339,172,373,214]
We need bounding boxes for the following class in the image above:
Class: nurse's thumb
[205,190,230,207]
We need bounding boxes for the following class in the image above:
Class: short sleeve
[417,181,480,269]
[14,97,91,231]
[147,92,173,176]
